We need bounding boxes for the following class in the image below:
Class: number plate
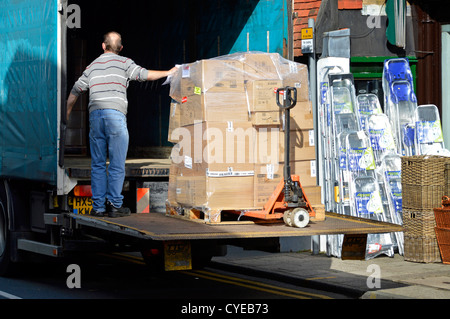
[341,234,367,260]
[164,241,192,271]
[70,196,93,215]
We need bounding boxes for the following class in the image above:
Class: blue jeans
[89,109,129,212]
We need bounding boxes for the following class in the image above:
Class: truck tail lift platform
[66,211,402,270]
[236,87,315,228]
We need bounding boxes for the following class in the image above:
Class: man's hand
[168,66,178,76]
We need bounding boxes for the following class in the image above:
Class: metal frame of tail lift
[240,87,316,228]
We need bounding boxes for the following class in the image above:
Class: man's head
[102,31,123,54]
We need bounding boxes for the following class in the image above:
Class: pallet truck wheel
[283,209,292,226]
[283,210,293,226]
[291,208,310,228]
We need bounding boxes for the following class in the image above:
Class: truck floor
[64,157,171,179]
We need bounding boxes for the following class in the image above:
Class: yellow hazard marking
[136,188,150,213]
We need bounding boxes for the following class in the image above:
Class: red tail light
[74,185,92,197]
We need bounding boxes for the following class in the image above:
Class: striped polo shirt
[70,53,148,115]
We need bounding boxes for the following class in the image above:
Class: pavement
[212,245,450,299]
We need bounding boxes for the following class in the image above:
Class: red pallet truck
[242,87,316,228]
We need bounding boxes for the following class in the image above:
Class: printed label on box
[184,156,192,169]
[310,160,316,177]
[266,164,274,180]
[309,130,315,146]
[182,66,190,78]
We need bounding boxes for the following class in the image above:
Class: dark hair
[103,31,122,54]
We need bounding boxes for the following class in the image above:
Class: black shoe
[90,209,105,217]
[107,203,131,218]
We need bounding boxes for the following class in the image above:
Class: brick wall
[293,0,322,57]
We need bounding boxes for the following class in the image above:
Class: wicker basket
[435,227,450,264]
[402,209,437,237]
[404,234,442,263]
[434,197,450,229]
[402,155,450,186]
[445,163,450,195]
[402,184,447,211]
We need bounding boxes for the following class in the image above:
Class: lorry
[0,0,402,276]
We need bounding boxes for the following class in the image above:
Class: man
[66,31,177,217]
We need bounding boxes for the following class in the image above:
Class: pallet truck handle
[276,87,297,110]
[276,87,298,201]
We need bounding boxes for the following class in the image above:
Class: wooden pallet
[165,202,252,224]
[165,202,216,223]
[310,204,325,222]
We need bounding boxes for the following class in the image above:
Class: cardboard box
[289,160,318,187]
[290,101,314,130]
[254,163,283,207]
[206,175,254,209]
[250,111,281,125]
[203,92,249,123]
[253,125,316,164]
[246,80,283,112]
[181,59,245,93]
[250,100,314,128]
[302,185,322,206]
[168,101,181,143]
[179,91,249,126]
[252,125,281,164]
[176,121,255,174]
[279,128,316,161]
[169,143,198,177]
[243,53,279,80]
[172,121,257,210]
[175,175,254,209]
[170,53,310,105]
[175,176,207,207]
[279,61,310,102]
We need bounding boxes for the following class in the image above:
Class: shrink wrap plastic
[166,52,314,213]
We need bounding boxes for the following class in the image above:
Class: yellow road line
[197,270,333,299]
[181,270,311,299]
[184,270,333,299]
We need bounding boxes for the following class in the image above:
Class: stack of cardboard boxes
[167,52,320,212]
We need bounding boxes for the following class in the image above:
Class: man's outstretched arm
[147,66,178,81]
